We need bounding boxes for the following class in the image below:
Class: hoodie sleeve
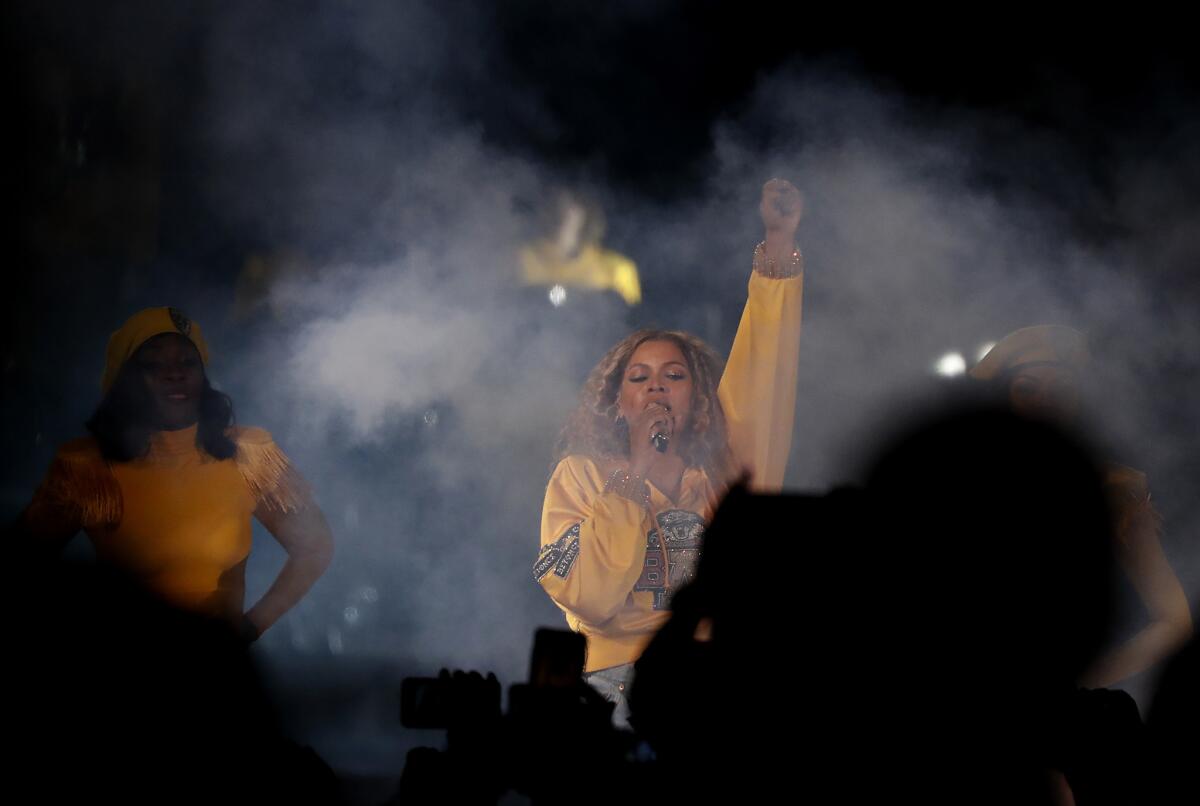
[535,456,652,627]
[718,270,804,491]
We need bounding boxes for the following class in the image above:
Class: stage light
[934,351,967,377]
[548,284,567,307]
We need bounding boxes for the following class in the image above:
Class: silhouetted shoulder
[1104,463,1149,501]
[1104,463,1158,546]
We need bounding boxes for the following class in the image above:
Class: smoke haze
[7,0,1199,780]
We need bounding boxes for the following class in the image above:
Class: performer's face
[618,339,693,438]
[1008,365,1080,421]
[134,333,204,430]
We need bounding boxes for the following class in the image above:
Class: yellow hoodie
[536,270,803,671]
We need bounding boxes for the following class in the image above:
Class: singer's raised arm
[533,178,806,702]
[718,179,805,491]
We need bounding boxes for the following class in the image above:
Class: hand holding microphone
[629,401,674,474]
[647,401,673,454]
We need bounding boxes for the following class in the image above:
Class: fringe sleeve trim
[35,440,123,530]
[1104,464,1158,548]
[233,427,311,514]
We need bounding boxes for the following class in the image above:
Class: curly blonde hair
[556,329,736,483]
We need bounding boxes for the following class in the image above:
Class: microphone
[651,431,669,453]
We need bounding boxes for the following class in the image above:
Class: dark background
[5,0,1199,794]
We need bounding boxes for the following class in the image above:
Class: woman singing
[15,306,333,642]
[535,180,805,722]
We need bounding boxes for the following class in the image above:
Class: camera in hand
[396,629,633,801]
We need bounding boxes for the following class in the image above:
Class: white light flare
[934,351,967,377]
[548,284,567,307]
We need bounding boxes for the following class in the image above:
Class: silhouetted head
[971,325,1089,422]
[865,405,1116,688]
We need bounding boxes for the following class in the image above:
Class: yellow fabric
[25,425,302,619]
[519,241,642,306]
[102,307,210,393]
[969,325,1088,381]
[234,427,312,513]
[28,438,123,530]
[719,271,805,491]
[539,456,720,671]
[537,270,803,671]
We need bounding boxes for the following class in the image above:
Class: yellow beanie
[969,325,1088,381]
[101,307,210,393]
